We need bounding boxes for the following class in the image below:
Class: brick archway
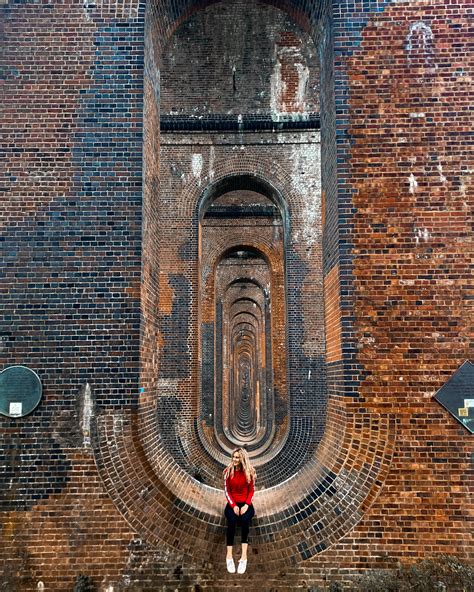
[92,393,395,565]
[86,0,398,567]
[93,136,395,563]
[84,0,395,568]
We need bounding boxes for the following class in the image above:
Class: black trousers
[225,503,255,546]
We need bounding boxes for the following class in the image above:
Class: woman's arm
[225,476,236,508]
[245,478,255,505]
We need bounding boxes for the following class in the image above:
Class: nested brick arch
[161,162,327,486]
[90,0,396,567]
[198,225,287,465]
[179,161,299,223]
[227,301,265,446]
[94,161,395,568]
[138,165,294,486]
[93,390,395,565]
[213,259,277,457]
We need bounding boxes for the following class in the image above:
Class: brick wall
[1,0,472,590]
[160,0,320,116]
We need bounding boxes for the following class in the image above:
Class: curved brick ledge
[91,396,395,565]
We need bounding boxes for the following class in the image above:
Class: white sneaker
[226,558,236,574]
[237,559,247,574]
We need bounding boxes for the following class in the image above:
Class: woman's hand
[240,504,249,515]
[233,505,240,516]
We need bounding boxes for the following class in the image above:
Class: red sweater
[225,469,254,507]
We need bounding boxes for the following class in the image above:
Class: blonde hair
[223,447,256,483]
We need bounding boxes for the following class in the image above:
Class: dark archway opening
[141,0,332,488]
[199,189,287,459]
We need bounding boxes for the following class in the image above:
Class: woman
[223,447,256,574]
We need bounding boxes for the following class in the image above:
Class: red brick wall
[1,0,472,590]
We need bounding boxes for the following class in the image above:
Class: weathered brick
[1,0,472,590]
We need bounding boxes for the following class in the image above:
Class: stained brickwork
[153,129,326,488]
[1,0,472,590]
[160,0,320,117]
